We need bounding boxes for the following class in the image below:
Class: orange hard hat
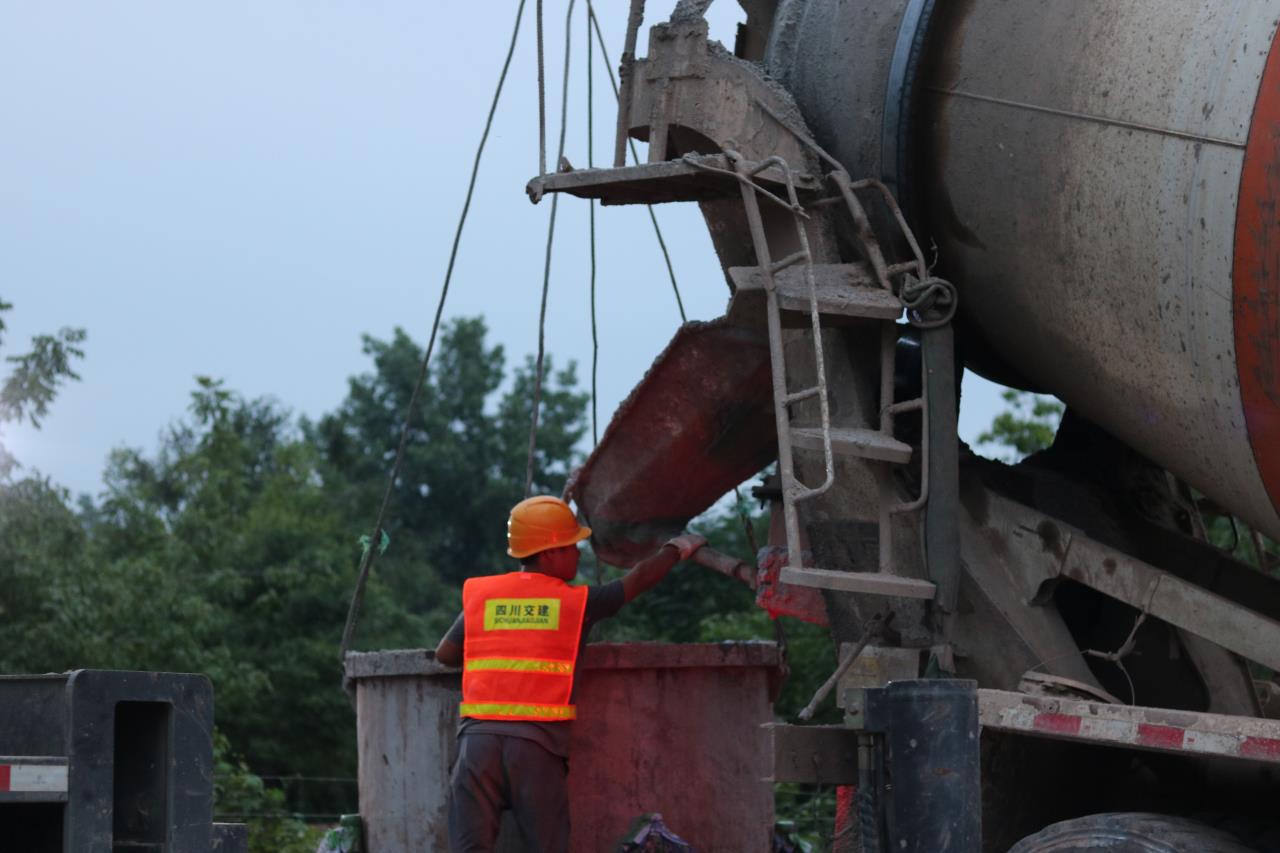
[507,496,592,559]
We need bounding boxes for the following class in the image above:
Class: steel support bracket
[923,324,960,613]
[764,722,861,785]
[986,490,1280,672]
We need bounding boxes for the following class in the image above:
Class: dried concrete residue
[661,0,820,150]
[704,38,820,150]
[670,0,717,23]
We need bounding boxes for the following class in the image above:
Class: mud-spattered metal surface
[767,0,1280,540]
[566,319,777,567]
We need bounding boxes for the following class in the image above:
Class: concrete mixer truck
[524,1,1280,850]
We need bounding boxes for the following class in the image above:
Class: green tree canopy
[0,299,86,478]
[310,317,589,596]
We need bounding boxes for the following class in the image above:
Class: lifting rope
[524,0,578,498]
[537,0,548,181]
[339,0,530,662]
[587,1,599,447]
[587,3,686,323]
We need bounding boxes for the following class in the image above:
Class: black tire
[1008,812,1259,852]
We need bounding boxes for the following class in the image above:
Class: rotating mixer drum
[765,0,1280,540]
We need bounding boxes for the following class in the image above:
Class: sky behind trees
[1,1,1005,497]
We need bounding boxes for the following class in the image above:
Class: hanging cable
[525,0,578,498]
[586,3,601,584]
[587,0,600,447]
[537,0,548,179]
[614,0,647,166]
[339,0,530,663]
[652,210,687,322]
[587,3,687,323]
[589,8,604,584]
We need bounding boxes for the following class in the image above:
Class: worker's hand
[665,533,708,561]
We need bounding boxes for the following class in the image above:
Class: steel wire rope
[586,3,687,323]
[338,0,529,662]
[587,2,599,448]
[524,0,578,498]
[537,0,547,179]
[586,2,604,584]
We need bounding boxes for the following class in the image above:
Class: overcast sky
[1,1,1007,499]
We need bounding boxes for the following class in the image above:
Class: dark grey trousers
[448,732,570,853]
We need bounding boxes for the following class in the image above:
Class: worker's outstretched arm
[621,533,707,603]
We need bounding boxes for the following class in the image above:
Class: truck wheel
[1008,812,1258,852]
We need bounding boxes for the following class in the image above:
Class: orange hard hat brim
[507,523,591,559]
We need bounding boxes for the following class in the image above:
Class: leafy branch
[0,300,87,478]
[976,389,1064,461]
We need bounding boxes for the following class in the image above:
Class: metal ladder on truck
[690,154,951,600]
[528,7,959,608]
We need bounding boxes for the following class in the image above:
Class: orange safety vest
[460,571,589,722]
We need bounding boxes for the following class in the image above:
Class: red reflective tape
[1240,736,1280,761]
[0,766,10,792]
[1033,713,1082,735]
[1137,723,1185,751]
[834,785,856,839]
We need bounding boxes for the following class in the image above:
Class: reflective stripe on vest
[465,658,574,675]
[458,702,577,721]
[461,572,588,723]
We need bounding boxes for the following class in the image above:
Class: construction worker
[434,495,706,853]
